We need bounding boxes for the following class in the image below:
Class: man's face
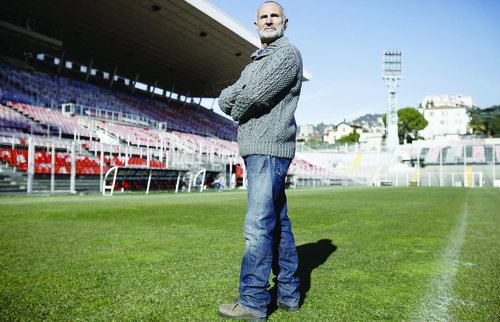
[255,2,288,44]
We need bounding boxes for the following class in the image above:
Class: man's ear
[254,20,258,27]
[284,18,288,30]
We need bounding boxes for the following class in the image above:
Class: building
[359,132,383,149]
[322,125,334,135]
[297,124,315,141]
[420,94,473,109]
[324,122,362,144]
[418,94,472,139]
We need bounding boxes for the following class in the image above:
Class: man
[218,1,303,320]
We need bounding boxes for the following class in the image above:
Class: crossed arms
[218,46,301,123]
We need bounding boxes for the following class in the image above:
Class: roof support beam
[109,66,118,88]
[168,85,175,102]
[57,49,66,74]
[197,97,202,111]
[151,79,158,98]
[183,91,190,107]
[85,57,94,82]
[131,73,139,93]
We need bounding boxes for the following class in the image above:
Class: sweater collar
[251,36,289,60]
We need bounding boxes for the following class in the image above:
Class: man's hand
[218,85,241,115]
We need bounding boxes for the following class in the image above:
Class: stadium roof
[1,0,311,98]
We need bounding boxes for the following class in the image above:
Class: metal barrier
[102,166,189,196]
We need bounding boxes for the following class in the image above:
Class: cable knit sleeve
[230,46,301,122]
[218,67,249,116]
[218,85,238,115]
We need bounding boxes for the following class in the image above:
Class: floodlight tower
[382,50,402,149]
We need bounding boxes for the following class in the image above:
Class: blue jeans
[237,155,300,318]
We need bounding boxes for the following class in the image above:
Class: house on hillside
[324,122,362,144]
[418,94,472,139]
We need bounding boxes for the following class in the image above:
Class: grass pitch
[0,187,499,320]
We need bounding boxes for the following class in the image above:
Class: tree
[468,107,487,135]
[383,107,428,143]
[485,105,500,136]
[336,130,360,143]
[397,107,428,143]
[468,105,500,137]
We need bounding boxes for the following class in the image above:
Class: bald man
[218,1,303,320]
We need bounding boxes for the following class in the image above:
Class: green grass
[0,187,499,320]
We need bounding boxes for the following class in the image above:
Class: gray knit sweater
[218,36,303,159]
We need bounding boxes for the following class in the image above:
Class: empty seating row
[8,102,93,137]
[97,120,168,147]
[0,146,166,175]
[0,61,237,140]
[0,104,45,134]
[84,140,145,157]
[0,147,104,174]
[171,131,238,155]
[289,158,333,177]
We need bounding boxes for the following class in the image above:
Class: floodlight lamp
[382,50,402,79]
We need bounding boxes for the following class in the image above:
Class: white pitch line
[414,200,469,321]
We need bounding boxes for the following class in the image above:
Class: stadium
[0,0,498,320]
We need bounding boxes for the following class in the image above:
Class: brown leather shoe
[218,303,266,321]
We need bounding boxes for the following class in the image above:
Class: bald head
[257,1,286,20]
[254,1,288,47]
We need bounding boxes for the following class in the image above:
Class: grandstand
[296,136,500,188]
[0,0,498,194]
[0,0,326,194]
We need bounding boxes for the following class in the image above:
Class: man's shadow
[268,239,337,315]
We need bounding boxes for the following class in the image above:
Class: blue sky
[204,0,500,126]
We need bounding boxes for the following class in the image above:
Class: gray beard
[258,28,285,44]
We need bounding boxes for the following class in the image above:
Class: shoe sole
[218,311,266,321]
